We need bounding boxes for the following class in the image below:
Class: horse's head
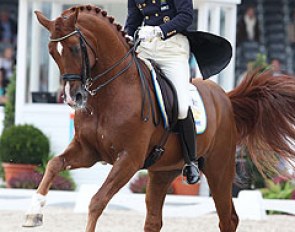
[36,5,132,109]
[35,7,98,109]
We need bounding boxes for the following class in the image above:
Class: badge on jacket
[160,0,169,11]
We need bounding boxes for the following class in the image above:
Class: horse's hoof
[22,214,43,227]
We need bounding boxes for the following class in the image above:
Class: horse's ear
[68,7,79,26]
[35,11,52,31]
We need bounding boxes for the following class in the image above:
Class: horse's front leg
[23,140,98,227]
[144,170,180,232]
[85,149,142,232]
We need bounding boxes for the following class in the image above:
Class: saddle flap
[150,60,178,129]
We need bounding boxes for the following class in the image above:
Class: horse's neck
[82,17,129,73]
[79,14,136,99]
[88,23,133,89]
[76,12,127,66]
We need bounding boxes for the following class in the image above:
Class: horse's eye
[70,46,80,54]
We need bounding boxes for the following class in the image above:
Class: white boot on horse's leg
[22,193,46,227]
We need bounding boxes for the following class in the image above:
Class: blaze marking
[65,82,74,104]
[57,42,63,55]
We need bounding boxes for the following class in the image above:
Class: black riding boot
[178,108,200,184]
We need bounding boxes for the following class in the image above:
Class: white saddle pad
[189,84,207,134]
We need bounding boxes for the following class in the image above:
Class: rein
[86,46,136,96]
[50,28,159,126]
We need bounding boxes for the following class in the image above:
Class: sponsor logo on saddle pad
[189,84,207,134]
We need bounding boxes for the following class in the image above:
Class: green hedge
[0,124,49,165]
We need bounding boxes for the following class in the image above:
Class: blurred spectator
[0,68,7,105]
[236,6,260,46]
[0,10,17,44]
[270,58,287,76]
[288,8,295,46]
[236,53,268,85]
[0,46,14,80]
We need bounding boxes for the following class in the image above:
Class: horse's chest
[75,114,97,142]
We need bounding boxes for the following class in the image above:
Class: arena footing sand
[0,207,294,232]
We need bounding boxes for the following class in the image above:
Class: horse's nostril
[74,91,87,109]
[75,93,83,103]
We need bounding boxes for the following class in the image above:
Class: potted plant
[171,174,200,195]
[129,171,174,194]
[0,124,50,187]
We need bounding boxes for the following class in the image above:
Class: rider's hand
[125,34,134,42]
[138,26,163,42]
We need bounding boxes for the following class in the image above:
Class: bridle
[50,29,157,123]
[51,28,161,130]
[49,28,136,96]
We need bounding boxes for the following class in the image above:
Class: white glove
[138,26,163,42]
[125,34,134,42]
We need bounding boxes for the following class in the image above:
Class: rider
[124,0,200,184]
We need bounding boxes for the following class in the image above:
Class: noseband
[49,28,135,96]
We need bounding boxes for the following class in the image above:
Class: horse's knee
[46,156,65,174]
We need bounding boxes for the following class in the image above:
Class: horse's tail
[228,71,295,177]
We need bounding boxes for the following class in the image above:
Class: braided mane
[62,5,131,45]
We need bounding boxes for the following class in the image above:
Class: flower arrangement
[129,172,149,193]
[8,171,75,190]
[261,176,295,200]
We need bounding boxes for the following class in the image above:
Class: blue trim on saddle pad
[150,69,169,129]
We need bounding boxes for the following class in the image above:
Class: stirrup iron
[181,162,200,184]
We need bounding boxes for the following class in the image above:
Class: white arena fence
[0,188,294,220]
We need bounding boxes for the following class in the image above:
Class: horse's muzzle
[74,90,87,108]
[64,85,87,109]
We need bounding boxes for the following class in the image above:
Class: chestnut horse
[24,5,295,232]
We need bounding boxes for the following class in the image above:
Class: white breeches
[137,34,191,119]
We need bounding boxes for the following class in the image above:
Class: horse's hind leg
[144,170,180,232]
[204,147,239,232]
[23,140,98,227]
